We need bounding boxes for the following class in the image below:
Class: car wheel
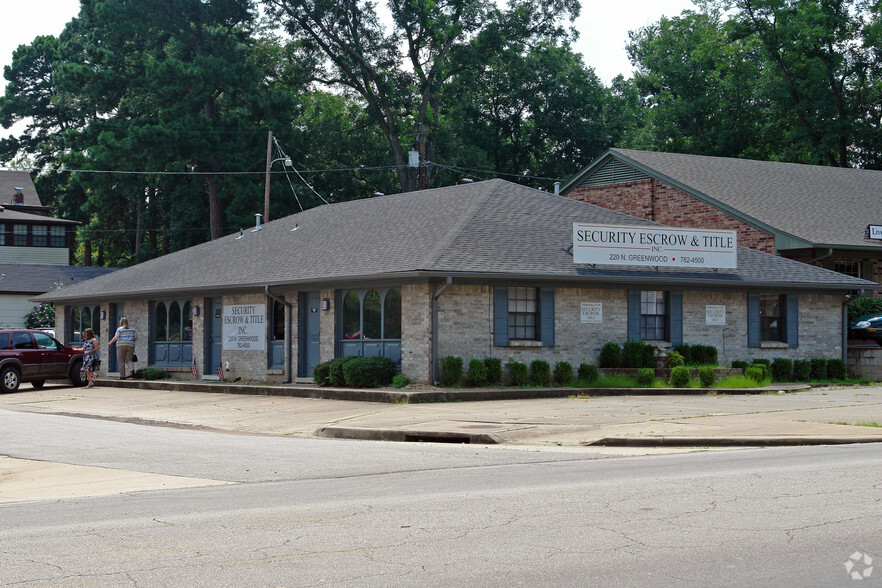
[31,380,46,390]
[1,366,21,393]
[70,360,87,387]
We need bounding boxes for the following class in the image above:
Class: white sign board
[222,304,266,350]
[868,225,882,240]
[573,223,737,269]
[581,302,602,324]
[706,305,726,325]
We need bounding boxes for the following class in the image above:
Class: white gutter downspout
[265,285,293,384]
[432,277,453,385]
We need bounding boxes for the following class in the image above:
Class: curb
[588,436,882,447]
[97,379,810,404]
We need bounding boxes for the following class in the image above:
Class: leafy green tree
[264,0,580,192]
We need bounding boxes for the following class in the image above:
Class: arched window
[338,287,402,366]
[169,302,182,341]
[152,299,192,366]
[343,291,361,339]
[155,302,168,341]
[68,305,100,343]
[363,290,382,339]
[384,288,401,339]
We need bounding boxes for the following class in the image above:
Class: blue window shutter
[539,288,555,347]
[786,294,799,348]
[627,290,641,341]
[747,293,760,348]
[668,291,683,346]
[494,287,509,346]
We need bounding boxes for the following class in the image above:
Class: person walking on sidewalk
[108,317,137,379]
[76,328,99,388]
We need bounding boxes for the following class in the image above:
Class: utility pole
[418,123,426,191]
[264,130,273,221]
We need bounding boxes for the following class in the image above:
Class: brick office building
[561,149,882,286]
[36,179,874,384]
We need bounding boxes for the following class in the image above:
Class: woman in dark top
[77,328,99,388]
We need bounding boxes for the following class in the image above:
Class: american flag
[191,358,198,379]
[217,360,224,380]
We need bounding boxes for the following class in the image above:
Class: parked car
[848,314,882,345]
[0,329,86,393]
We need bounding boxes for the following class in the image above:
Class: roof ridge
[418,180,500,269]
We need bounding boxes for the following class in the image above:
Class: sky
[0,0,698,85]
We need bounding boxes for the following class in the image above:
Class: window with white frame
[640,290,667,341]
[508,287,538,340]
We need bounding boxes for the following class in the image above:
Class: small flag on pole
[191,358,198,379]
[217,360,224,380]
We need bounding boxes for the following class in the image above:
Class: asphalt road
[2,412,880,587]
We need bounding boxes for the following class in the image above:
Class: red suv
[0,329,86,393]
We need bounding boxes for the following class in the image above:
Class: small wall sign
[581,302,602,324]
[706,304,726,325]
[222,304,266,350]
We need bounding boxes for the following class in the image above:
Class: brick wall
[568,180,777,254]
[401,283,432,382]
[433,286,845,372]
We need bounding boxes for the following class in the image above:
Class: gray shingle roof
[0,206,78,225]
[0,171,43,208]
[573,149,882,251]
[0,264,119,295]
[36,179,875,303]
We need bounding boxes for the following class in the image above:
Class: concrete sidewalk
[2,379,882,449]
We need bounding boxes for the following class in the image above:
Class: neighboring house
[0,171,116,328]
[36,179,874,383]
[561,149,882,285]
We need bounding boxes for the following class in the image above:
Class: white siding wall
[0,295,38,328]
[0,247,69,264]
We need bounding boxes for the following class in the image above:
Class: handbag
[132,354,139,362]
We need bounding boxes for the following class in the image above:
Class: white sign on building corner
[573,223,738,269]
[706,305,726,325]
[222,304,266,351]
[581,302,602,324]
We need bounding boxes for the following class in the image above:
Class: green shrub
[599,342,622,368]
[744,365,766,383]
[827,358,847,380]
[750,362,770,381]
[731,360,748,370]
[313,360,332,385]
[848,296,882,323]
[509,361,529,386]
[698,366,716,387]
[666,350,685,368]
[343,356,396,388]
[672,344,692,364]
[553,361,573,385]
[669,366,691,387]
[578,363,599,384]
[623,340,655,368]
[636,368,655,386]
[440,356,463,387]
[392,374,411,388]
[770,358,793,382]
[793,359,811,381]
[466,359,488,387]
[133,366,171,380]
[751,358,771,367]
[484,357,502,385]
[530,360,551,386]
[692,344,718,366]
[810,358,827,380]
[329,357,358,386]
